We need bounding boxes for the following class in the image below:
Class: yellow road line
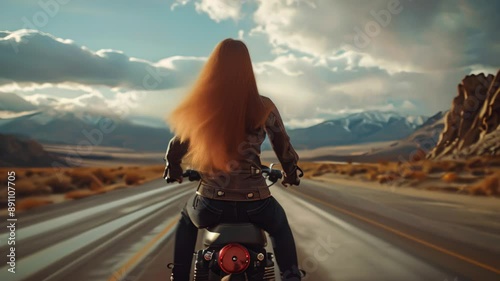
[107,216,180,281]
[288,188,500,275]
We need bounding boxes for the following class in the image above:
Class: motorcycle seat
[203,223,267,247]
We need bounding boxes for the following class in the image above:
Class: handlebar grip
[183,170,201,181]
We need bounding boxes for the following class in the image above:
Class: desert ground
[2,142,498,215]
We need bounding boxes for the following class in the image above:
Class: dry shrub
[333,164,351,175]
[92,168,116,184]
[402,170,427,180]
[348,167,368,177]
[321,164,337,173]
[405,164,423,172]
[468,173,500,196]
[365,170,378,181]
[440,161,465,172]
[68,170,103,190]
[297,162,320,171]
[17,180,52,197]
[466,157,486,169]
[422,161,446,174]
[486,157,500,167]
[148,165,166,173]
[295,162,327,178]
[44,174,74,193]
[17,198,53,211]
[301,173,313,179]
[311,170,326,177]
[65,189,97,200]
[377,161,389,172]
[470,169,489,177]
[377,161,401,175]
[124,172,144,185]
[441,172,458,183]
[412,171,427,180]
[377,173,397,184]
[317,163,330,171]
[37,170,49,176]
[399,168,413,179]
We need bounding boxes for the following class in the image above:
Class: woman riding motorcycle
[164,38,303,281]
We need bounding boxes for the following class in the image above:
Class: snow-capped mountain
[286,111,429,149]
[0,94,173,151]
[0,92,38,112]
[1,93,429,151]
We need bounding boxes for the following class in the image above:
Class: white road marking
[0,189,192,281]
[0,184,187,243]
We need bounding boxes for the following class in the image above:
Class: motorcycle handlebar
[182,169,202,181]
[181,165,286,183]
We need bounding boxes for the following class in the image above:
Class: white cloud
[170,0,243,22]
[328,77,388,97]
[170,0,190,10]
[23,91,110,112]
[468,64,499,75]
[252,52,468,122]
[0,83,54,93]
[401,100,417,110]
[0,30,189,90]
[155,55,206,70]
[9,84,191,122]
[4,7,498,128]
[252,0,500,72]
[194,0,243,22]
[285,118,325,129]
[238,29,245,40]
[160,0,500,126]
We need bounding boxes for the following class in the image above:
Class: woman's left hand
[163,165,183,183]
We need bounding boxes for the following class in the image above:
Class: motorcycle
[175,164,304,281]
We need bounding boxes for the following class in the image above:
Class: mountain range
[287,111,427,149]
[0,93,174,151]
[2,69,498,166]
[0,93,432,153]
[300,70,500,162]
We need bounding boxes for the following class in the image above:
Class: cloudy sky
[1,0,499,128]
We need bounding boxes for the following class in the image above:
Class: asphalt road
[1,178,499,281]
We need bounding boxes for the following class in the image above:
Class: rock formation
[429,70,500,158]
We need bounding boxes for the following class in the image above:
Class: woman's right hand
[282,175,300,187]
[281,166,301,187]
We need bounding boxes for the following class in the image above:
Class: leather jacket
[164,96,299,201]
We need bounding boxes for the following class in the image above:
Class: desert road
[1,178,499,281]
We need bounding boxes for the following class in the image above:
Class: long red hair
[168,39,270,174]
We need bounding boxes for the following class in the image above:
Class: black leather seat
[203,223,267,247]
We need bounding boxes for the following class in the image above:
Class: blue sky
[1,0,499,128]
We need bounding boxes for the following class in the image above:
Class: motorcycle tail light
[218,243,250,274]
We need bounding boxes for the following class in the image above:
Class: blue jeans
[172,194,301,280]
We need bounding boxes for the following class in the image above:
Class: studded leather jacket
[163,96,299,201]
